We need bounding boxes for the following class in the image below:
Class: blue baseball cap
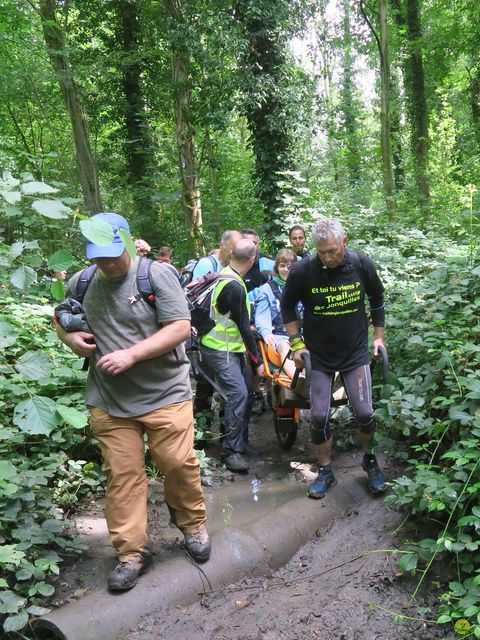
[85,212,131,259]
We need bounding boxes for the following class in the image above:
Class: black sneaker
[222,452,249,472]
[184,527,211,563]
[107,555,152,591]
[361,454,387,495]
[251,392,266,415]
[307,466,337,499]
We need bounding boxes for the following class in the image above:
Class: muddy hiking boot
[184,527,211,563]
[107,554,152,592]
[362,453,387,495]
[222,452,249,472]
[307,465,337,499]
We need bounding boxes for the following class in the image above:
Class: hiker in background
[289,224,310,260]
[241,229,275,415]
[134,238,151,257]
[192,230,242,280]
[156,246,179,279]
[156,246,174,265]
[254,248,300,381]
[192,230,242,439]
[198,239,265,473]
[55,212,210,592]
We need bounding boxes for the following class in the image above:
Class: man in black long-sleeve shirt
[281,218,387,498]
[199,239,265,472]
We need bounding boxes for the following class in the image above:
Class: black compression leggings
[310,365,375,445]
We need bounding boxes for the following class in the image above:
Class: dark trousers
[198,345,253,456]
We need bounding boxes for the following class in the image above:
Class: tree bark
[405,0,430,203]
[340,0,361,186]
[235,0,294,237]
[38,0,102,214]
[378,0,397,220]
[469,66,480,147]
[165,0,203,248]
[118,0,154,231]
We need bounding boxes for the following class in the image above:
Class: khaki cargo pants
[90,400,206,562]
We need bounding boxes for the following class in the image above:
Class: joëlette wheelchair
[258,341,389,450]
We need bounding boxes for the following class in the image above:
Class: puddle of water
[202,474,306,532]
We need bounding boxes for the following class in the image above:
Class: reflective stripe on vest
[201,266,249,352]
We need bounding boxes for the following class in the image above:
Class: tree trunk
[389,67,404,190]
[205,128,221,241]
[469,65,480,147]
[235,0,294,237]
[38,0,102,214]
[165,0,203,249]
[340,0,361,186]
[118,0,154,233]
[405,0,430,203]
[378,0,397,220]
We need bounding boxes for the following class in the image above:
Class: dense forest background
[2,0,480,258]
[0,0,479,636]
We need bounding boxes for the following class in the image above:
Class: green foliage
[343,210,479,637]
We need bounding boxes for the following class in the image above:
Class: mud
[51,404,450,640]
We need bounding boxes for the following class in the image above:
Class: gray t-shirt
[67,258,192,418]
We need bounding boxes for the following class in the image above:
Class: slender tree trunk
[389,67,404,189]
[378,0,397,220]
[38,0,102,213]
[118,0,154,232]
[205,128,221,241]
[405,0,430,203]
[469,66,480,147]
[165,0,203,248]
[340,0,361,186]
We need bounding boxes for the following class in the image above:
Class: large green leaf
[13,397,58,435]
[3,610,29,632]
[21,181,57,195]
[10,241,25,259]
[31,199,70,219]
[10,265,36,289]
[47,249,75,271]
[0,321,18,347]
[51,279,65,301]
[56,404,88,429]
[80,218,114,246]
[0,461,17,481]
[120,228,136,258]
[15,351,51,381]
[0,190,21,204]
[0,547,25,567]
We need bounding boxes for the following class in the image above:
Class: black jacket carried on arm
[216,279,261,367]
[281,249,385,372]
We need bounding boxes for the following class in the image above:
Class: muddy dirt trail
[54,407,449,640]
[125,487,446,640]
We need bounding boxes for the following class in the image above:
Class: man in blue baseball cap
[55,212,210,592]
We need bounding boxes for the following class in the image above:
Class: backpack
[179,254,217,288]
[75,257,155,309]
[185,272,235,337]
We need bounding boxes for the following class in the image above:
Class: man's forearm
[127,319,191,364]
[285,321,301,338]
[373,326,384,341]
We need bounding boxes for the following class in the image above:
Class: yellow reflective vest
[200,266,250,352]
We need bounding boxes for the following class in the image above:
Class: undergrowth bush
[345,209,480,637]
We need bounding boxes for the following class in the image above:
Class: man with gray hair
[281,218,387,498]
[199,239,265,472]
[192,230,242,279]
